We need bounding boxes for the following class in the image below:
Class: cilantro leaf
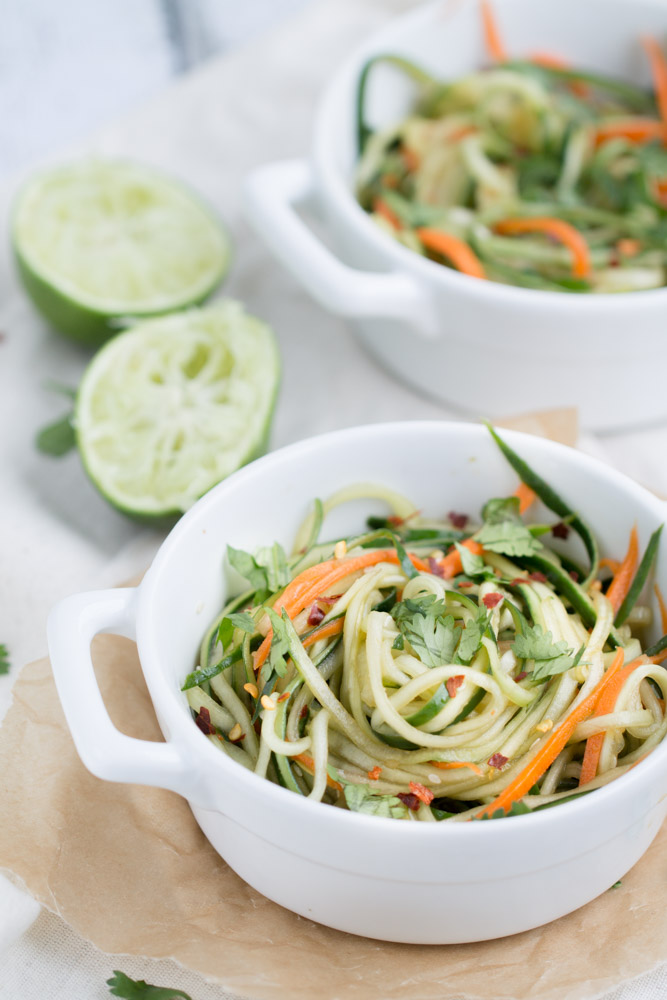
[217,612,256,650]
[226,545,269,594]
[106,971,192,999]
[476,800,532,821]
[456,610,488,664]
[35,412,76,457]
[392,595,458,667]
[481,496,522,525]
[455,541,486,576]
[343,783,408,819]
[476,520,542,558]
[513,624,581,681]
[266,608,290,677]
[254,542,290,592]
[0,644,9,675]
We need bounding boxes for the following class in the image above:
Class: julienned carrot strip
[373,197,401,230]
[642,36,667,138]
[402,147,420,172]
[254,549,433,670]
[493,217,591,279]
[606,525,639,614]
[439,538,484,580]
[616,238,641,258]
[655,583,667,634]
[578,655,650,786]
[431,760,484,776]
[599,557,621,574]
[514,481,537,515]
[593,118,666,147]
[476,650,624,817]
[302,617,345,649]
[480,0,507,62]
[416,227,487,279]
[293,754,342,791]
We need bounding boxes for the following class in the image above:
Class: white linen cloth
[0,0,666,996]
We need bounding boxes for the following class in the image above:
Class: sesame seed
[243,682,259,699]
[261,694,276,711]
[228,723,243,742]
[535,719,553,733]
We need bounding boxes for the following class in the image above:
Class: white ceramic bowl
[244,0,667,432]
[47,422,667,944]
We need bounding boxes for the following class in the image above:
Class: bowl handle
[47,588,193,798]
[244,158,438,338]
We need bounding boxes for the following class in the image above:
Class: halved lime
[75,302,280,520]
[13,159,231,346]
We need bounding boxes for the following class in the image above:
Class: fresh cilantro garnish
[481,496,522,525]
[217,612,255,650]
[35,412,76,457]
[392,633,405,650]
[477,800,532,821]
[456,610,488,664]
[343,782,408,819]
[227,542,290,599]
[391,595,458,667]
[513,624,582,681]
[265,608,290,677]
[106,971,192,999]
[454,541,486,577]
[476,520,542,558]
[0,644,9,675]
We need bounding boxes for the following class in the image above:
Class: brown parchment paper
[1,408,666,1000]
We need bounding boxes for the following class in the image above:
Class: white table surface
[0,0,666,997]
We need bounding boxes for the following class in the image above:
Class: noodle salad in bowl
[183,427,667,822]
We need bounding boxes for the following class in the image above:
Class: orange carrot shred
[438,538,484,580]
[253,549,433,671]
[302,617,345,649]
[493,217,591,279]
[430,760,485,776]
[514,481,537,514]
[409,781,434,805]
[480,0,507,62]
[293,753,342,791]
[416,227,487,279]
[642,36,667,141]
[368,766,382,781]
[616,238,641,258]
[373,196,401,230]
[402,147,420,172]
[599,557,621,574]
[593,118,666,148]
[606,525,639,614]
[579,655,649,786]
[476,650,625,817]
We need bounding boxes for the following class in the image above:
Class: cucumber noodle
[183,431,667,822]
[355,46,667,292]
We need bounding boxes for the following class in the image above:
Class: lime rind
[13,159,231,345]
[75,301,280,520]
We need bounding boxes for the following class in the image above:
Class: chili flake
[446,675,465,698]
[488,753,509,769]
[409,781,434,805]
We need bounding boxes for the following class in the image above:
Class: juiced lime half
[13,159,231,345]
[75,302,280,520]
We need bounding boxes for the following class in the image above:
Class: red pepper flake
[409,781,435,805]
[482,592,504,609]
[427,557,445,578]
[307,604,325,626]
[445,674,465,698]
[195,707,216,736]
[277,692,290,703]
[569,570,580,582]
[515,671,527,681]
[529,571,548,583]
[448,511,469,529]
[509,577,531,586]
[488,753,509,769]
[552,522,570,540]
[317,593,343,604]
[299,706,309,719]
[367,766,382,781]
[387,514,405,527]
[457,581,474,589]
[397,792,421,811]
